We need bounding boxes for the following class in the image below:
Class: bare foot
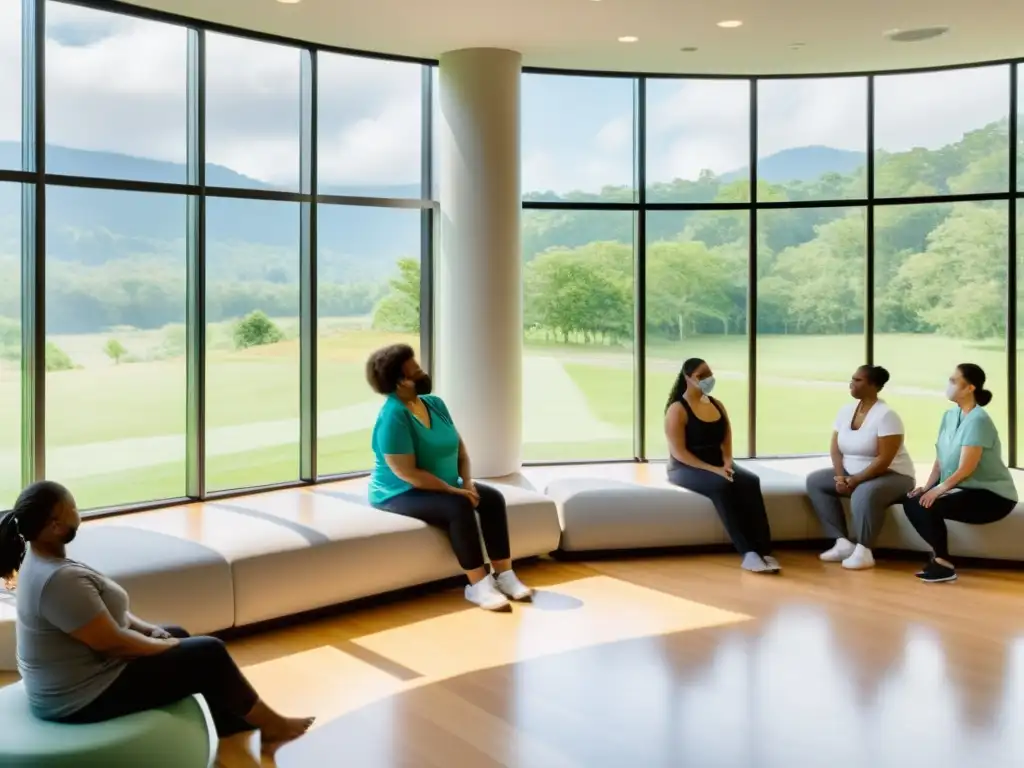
[260,716,315,747]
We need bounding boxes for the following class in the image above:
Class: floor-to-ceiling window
[4,0,433,512]
[0,0,21,505]
[524,63,1022,464]
[520,73,637,461]
[4,0,1023,514]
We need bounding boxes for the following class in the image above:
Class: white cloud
[0,1,23,150]
[0,3,1015,193]
[874,66,1009,152]
[0,2,423,187]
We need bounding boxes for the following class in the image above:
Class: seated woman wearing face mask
[365,344,533,611]
[664,358,778,574]
[901,363,1018,583]
[0,481,313,744]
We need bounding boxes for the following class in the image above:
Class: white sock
[820,537,856,562]
[842,544,875,570]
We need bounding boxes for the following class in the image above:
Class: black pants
[376,483,511,571]
[902,488,1016,560]
[63,626,258,738]
[668,464,773,556]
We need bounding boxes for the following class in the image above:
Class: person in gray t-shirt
[0,481,314,745]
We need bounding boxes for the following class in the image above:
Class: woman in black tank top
[664,358,777,574]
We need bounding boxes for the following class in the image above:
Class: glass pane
[0,183,20,504]
[757,208,866,455]
[205,33,301,191]
[205,198,300,491]
[0,0,20,169]
[45,2,187,182]
[522,209,634,460]
[522,74,635,201]
[646,79,750,204]
[875,66,1010,198]
[1017,201,1023,464]
[1018,69,1023,192]
[317,206,421,476]
[318,54,422,197]
[645,211,749,458]
[757,78,867,201]
[45,187,187,509]
[875,202,1008,464]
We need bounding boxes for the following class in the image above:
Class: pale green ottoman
[0,682,216,767]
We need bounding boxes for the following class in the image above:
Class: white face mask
[945,382,959,401]
[697,376,716,396]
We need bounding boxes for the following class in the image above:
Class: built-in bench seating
[0,480,562,671]
[2,458,1022,672]
[549,457,1024,560]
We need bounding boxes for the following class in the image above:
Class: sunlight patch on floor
[241,575,751,729]
[352,575,751,679]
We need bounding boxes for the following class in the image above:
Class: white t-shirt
[833,400,915,478]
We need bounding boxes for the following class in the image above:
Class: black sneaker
[916,560,958,583]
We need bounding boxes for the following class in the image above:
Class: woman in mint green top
[365,344,533,611]
[901,364,1017,583]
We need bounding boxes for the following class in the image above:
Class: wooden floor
[3,464,1022,766]
[205,551,1024,768]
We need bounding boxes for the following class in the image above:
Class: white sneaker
[494,570,534,601]
[820,538,856,563]
[842,544,875,570]
[465,575,511,611]
[762,555,781,573]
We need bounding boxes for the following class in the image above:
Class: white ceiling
[125,0,1024,76]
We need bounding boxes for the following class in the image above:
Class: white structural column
[436,48,523,478]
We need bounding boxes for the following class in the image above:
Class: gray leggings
[805,467,915,546]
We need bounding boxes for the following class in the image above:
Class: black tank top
[668,397,727,469]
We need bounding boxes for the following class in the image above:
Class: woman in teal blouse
[901,363,1018,583]
[364,344,533,611]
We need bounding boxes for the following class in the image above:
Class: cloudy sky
[0,1,1016,194]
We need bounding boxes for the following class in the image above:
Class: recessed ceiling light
[717,20,743,28]
[276,0,301,4]
[618,35,639,43]
[885,26,950,43]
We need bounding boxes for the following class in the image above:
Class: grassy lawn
[1,329,1018,511]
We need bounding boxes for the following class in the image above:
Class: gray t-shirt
[16,550,130,720]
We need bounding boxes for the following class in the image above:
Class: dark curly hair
[365,344,416,395]
[858,364,890,390]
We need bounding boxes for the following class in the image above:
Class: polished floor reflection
[211,554,1024,767]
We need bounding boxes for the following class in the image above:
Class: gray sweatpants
[805,467,915,546]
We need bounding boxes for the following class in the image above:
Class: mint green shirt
[936,406,1017,502]
[368,395,461,505]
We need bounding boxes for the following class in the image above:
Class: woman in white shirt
[806,365,916,570]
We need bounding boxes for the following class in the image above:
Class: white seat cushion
[220,481,561,627]
[548,459,827,553]
[547,478,727,552]
[68,525,235,635]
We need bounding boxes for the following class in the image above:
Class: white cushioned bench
[0,481,561,670]
[548,458,1024,560]
[547,458,822,552]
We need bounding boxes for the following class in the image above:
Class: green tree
[104,338,127,364]
[233,311,284,349]
[45,341,75,372]
[372,258,420,332]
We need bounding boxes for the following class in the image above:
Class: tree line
[0,117,1017,356]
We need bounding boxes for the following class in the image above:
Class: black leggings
[668,464,774,556]
[62,627,258,738]
[902,487,1016,560]
[375,483,511,571]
